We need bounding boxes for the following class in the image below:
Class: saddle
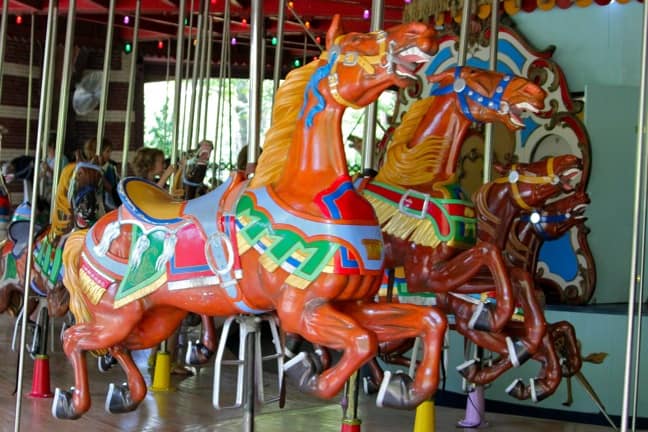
[118,177,185,225]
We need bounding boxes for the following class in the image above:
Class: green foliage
[145,99,173,155]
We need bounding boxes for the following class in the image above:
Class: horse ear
[427,69,454,84]
[493,162,508,176]
[326,14,343,50]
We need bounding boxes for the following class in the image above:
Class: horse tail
[62,230,94,326]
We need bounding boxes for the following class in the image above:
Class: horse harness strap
[321,31,388,109]
[494,158,559,211]
[431,66,513,122]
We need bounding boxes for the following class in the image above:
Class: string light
[231,37,237,45]
[123,15,130,25]
[288,2,294,8]
[315,36,321,44]
[157,40,164,49]
[123,42,133,54]
[271,36,278,46]
[363,9,370,19]
[293,58,301,67]
[305,21,310,29]
[15,15,23,25]
[241,18,247,26]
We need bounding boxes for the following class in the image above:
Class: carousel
[0,0,644,431]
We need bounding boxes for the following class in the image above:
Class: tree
[145,99,173,154]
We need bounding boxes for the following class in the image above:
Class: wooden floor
[0,313,636,432]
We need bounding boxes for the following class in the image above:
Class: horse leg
[338,302,447,409]
[53,302,143,419]
[549,321,582,377]
[186,314,217,365]
[105,345,146,414]
[280,295,377,400]
[448,243,515,333]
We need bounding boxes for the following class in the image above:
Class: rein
[431,66,513,122]
[494,157,559,211]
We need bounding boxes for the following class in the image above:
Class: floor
[0,313,636,432]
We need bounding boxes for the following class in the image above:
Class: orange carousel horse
[53,16,446,419]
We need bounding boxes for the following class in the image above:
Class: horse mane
[250,59,322,188]
[374,96,449,187]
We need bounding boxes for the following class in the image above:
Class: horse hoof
[506,337,531,368]
[185,341,214,366]
[51,388,81,420]
[505,378,525,399]
[362,376,379,395]
[98,354,118,373]
[284,352,318,394]
[468,302,493,331]
[105,382,138,414]
[376,371,418,409]
[456,359,478,380]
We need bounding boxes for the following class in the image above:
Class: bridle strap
[494,157,559,211]
[431,66,513,122]
[322,31,389,109]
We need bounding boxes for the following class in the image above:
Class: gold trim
[113,273,168,309]
[285,274,310,290]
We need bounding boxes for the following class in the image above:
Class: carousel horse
[360,66,549,353]
[450,189,588,401]
[53,16,446,419]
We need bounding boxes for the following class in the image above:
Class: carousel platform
[0,313,642,432]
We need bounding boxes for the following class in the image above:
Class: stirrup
[212,313,284,409]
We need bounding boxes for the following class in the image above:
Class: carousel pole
[14,1,74,430]
[170,1,186,188]
[194,1,209,145]
[120,0,141,179]
[360,0,384,177]
[482,0,500,184]
[96,0,116,151]
[621,1,648,430]
[271,0,287,115]
[0,0,9,104]
[37,1,58,199]
[246,0,263,173]
[201,18,213,140]
[211,0,230,181]
[24,13,35,155]
[184,9,203,152]
[180,0,195,152]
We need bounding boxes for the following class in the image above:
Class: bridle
[494,157,560,211]
[431,66,514,122]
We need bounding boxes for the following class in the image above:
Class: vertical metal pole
[212,0,230,174]
[242,331,256,432]
[180,0,196,152]
[202,18,213,140]
[50,0,77,217]
[247,0,263,168]
[185,13,203,152]
[170,0,187,184]
[25,14,36,155]
[361,0,384,175]
[37,2,58,200]
[14,2,68,430]
[271,0,287,113]
[194,1,208,147]
[96,0,116,151]
[457,0,472,66]
[482,0,500,184]
[621,3,648,430]
[42,4,59,167]
[121,0,141,177]
[0,0,10,104]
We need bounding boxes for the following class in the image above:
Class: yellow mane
[250,60,322,188]
[374,96,449,187]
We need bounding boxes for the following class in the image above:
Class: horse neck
[409,96,472,184]
[276,104,348,195]
[504,220,538,270]
[476,183,519,248]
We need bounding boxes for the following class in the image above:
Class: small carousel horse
[54,16,445,419]
[452,189,588,401]
[361,66,548,346]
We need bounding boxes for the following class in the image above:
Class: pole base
[457,385,488,428]
[29,354,53,398]
[150,351,173,392]
[341,419,361,432]
[413,400,435,432]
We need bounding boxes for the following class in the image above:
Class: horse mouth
[571,203,588,220]
[507,102,541,128]
[392,47,432,80]
[559,168,581,192]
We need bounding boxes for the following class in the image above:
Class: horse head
[494,154,582,211]
[520,190,589,240]
[428,66,546,130]
[321,15,438,110]
[69,161,104,230]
